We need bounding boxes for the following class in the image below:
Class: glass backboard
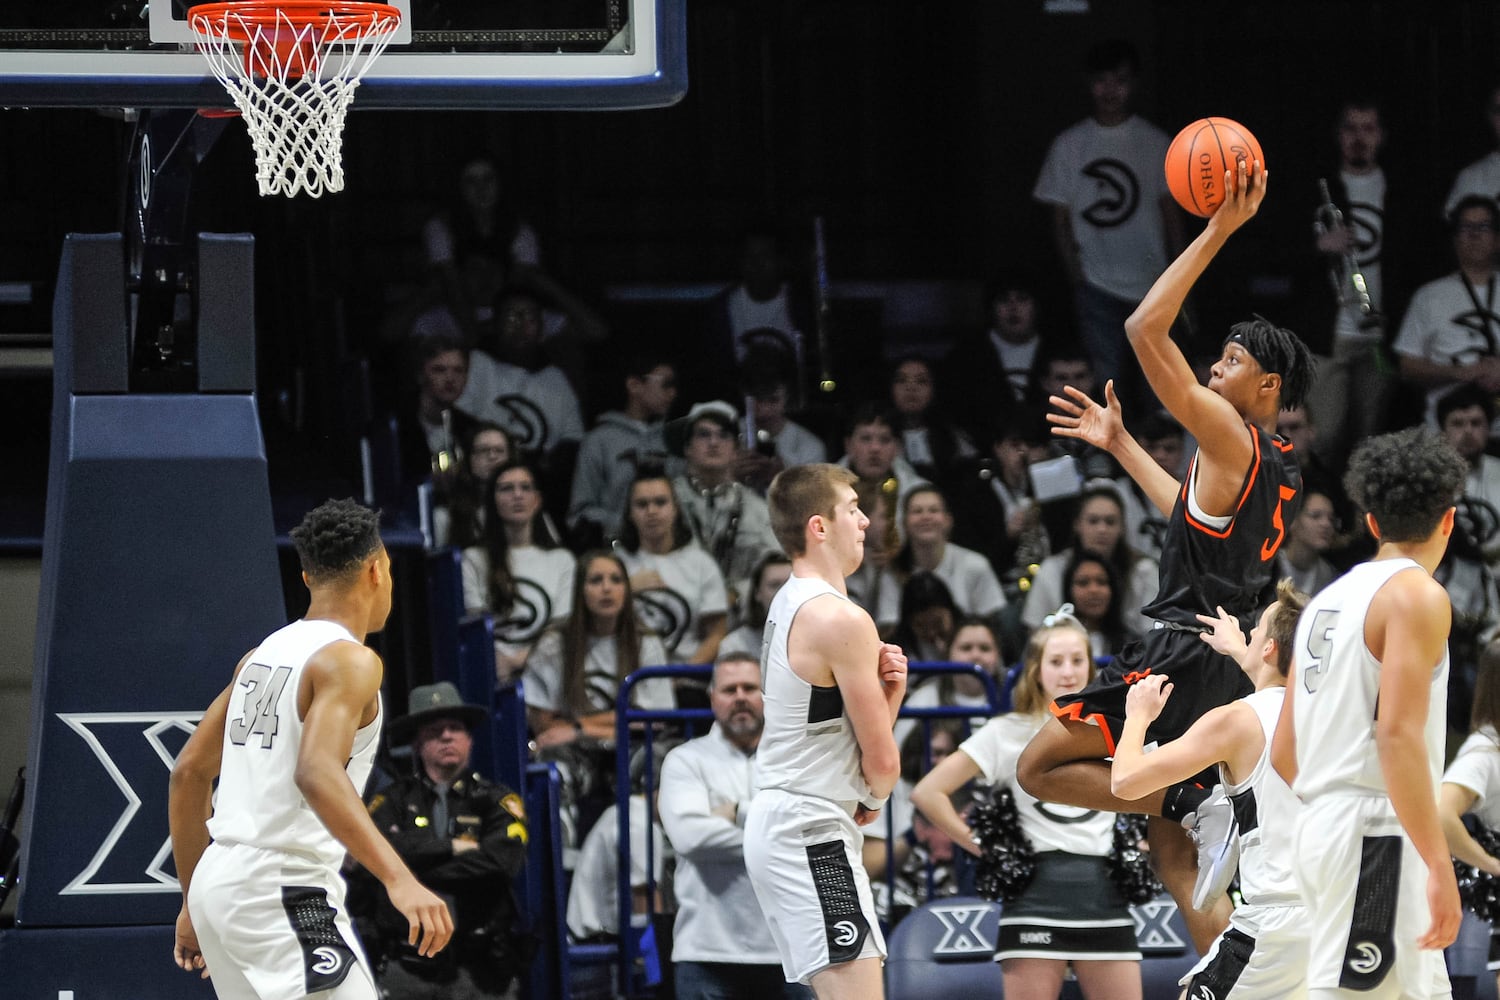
[0,0,685,110]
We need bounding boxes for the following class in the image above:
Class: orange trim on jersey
[1051,699,1119,756]
[1183,425,1263,540]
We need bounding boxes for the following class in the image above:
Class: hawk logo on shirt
[633,588,693,657]
[1192,987,1217,1000]
[1347,941,1383,976]
[494,578,552,644]
[490,394,550,449]
[831,921,859,948]
[1080,158,1140,229]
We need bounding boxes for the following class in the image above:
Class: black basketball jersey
[1143,424,1302,631]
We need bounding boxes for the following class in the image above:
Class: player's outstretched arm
[168,649,255,977]
[1123,160,1267,464]
[1373,572,1461,950]
[297,642,453,957]
[1049,381,1181,516]
[1111,676,1262,799]
[1195,605,1250,665]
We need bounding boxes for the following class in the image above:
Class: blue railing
[609,660,1001,998]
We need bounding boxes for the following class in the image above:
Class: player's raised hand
[1123,673,1173,724]
[173,904,210,979]
[1195,605,1249,663]
[389,875,454,957]
[1209,157,1268,233]
[1048,380,1124,451]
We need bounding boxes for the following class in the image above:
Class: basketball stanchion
[187,1,402,197]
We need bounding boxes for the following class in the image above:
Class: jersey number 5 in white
[229,663,293,749]
[1301,609,1340,695]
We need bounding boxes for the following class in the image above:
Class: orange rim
[187,1,402,36]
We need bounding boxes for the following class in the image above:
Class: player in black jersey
[1016,159,1315,955]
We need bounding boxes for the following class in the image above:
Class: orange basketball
[1164,117,1265,218]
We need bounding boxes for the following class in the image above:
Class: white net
[189,2,402,198]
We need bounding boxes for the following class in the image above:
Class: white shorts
[1295,796,1451,1000]
[742,788,887,986]
[1180,902,1308,999]
[187,841,377,1000]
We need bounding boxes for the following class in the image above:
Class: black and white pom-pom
[1108,812,1163,905]
[970,784,1037,903]
[1455,823,1500,921]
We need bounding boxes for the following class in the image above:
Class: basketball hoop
[188,2,401,198]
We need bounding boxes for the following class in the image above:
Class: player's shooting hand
[1048,381,1123,450]
[173,904,210,979]
[853,805,881,827]
[1195,605,1249,663]
[388,875,454,958]
[1124,673,1173,723]
[878,643,908,692]
[1209,158,1268,233]
[1418,865,1462,950]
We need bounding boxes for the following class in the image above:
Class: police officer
[357,682,529,1000]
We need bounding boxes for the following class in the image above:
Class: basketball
[1164,117,1265,218]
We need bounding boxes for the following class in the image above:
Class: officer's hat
[389,681,488,745]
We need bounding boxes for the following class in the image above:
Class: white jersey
[1291,558,1449,801]
[1222,687,1302,907]
[754,574,876,806]
[207,619,383,869]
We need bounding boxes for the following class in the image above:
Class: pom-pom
[970,784,1037,903]
[1455,823,1500,921]
[1108,813,1163,905]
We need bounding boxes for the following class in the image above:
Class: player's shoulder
[305,638,383,689]
[1378,563,1450,609]
[801,590,876,628]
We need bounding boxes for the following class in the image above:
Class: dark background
[5,0,1500,516]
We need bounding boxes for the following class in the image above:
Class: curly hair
[1344,427,1467,544]
[1223,316,1316,412]
[289,498,382,583]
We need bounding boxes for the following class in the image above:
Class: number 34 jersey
[207,619,384,868]
[1290,558,1448,801]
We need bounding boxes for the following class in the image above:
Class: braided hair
[1224,316,1316,412]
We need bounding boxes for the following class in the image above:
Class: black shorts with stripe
[1050,627,1253,752]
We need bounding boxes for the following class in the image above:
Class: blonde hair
[1266,577,1310,677]
[1010,614,1093,715]
[768,463,858,556]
